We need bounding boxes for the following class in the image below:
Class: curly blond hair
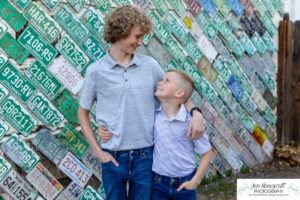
[104,5,152,43]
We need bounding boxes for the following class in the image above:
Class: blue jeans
[151,170,197,200]
[102,146,153,200]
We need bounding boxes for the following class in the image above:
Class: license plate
[211,153,231,176]
[240,0,254,16]
[0,83,9,103]
[200,0,217,17]
[0,96,37,137]
[0,33,30,64]
[58,152,92,187]
[91,0,112,15]
[211,36,231,60]
[56,181,84,200]
[25,61,64,100]
[261,52,275,72]
[0,62,36,103]
[28,92,64,130]
[54,5,89,44]
[49,56,84,95]
[12,0,31,9]
[32,129,68,165]
[0,155,11,181]
[197,56,217,83]
[251,0,266,16]
[82,148,102,180]
[42,0,61,11]
[225,34,244,59]
[0,21,8,39]
[262,12,276,37]
[238,55,254,78]
[52,90,80,125]
[81,185,104,200]
[212,12,231,38]
[197,35,218,63]
[26,163,63,200]
[0,169,38,200]
[0,0,27,32]
[239,32,256,57]
[56,34,90,72]
[151,0,169,16]
[58,123,89,159]
[67,0,87,12]
[164,11,188,42]
[167,0,186,16]
[182,57,203,80]
[251,32,267,56]
[149,10,171,44]
[0,118,10,140]
[184,0,202,17]
[262,31,277,55]
[239,93,257,114]
[1,133,40,172]
[228,75,244,101]
[195,78,218,104]
[24,3,61,43]
[142,33,153,46]
[97,183,106,199]
[183,35,202,64]
[114,0,133,5]
[196,11,217,40]
[227,13,240,32]
[165,35,187,65]
[213,0,231,17]
[80,6,105,41]
[212,57,232,82]
[18,25,58,67]
[81,34,106,62]
[181,12,204,41]
[227,0,244,16]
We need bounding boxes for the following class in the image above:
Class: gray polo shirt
[79,53,164,151]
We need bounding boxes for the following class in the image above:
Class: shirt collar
[156,104,187,122]
[106,50,141,69]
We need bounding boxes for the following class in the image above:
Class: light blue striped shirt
[79,53,164,150]
[152,104,211,177]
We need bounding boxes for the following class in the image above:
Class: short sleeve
[79,66,96,110]
[151,58,164,85]
[193,133,212,155]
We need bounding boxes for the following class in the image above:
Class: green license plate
[196,11,217,40]
[0,49,8,68]
[0,0,27,32]
[91,0,112,15]
[56,34,90,72]
[225,33,244,59]
[80,6,105,41]
[0,21,8,39]
[213,0,232,17]
[0,62,36,103]
[58,123,89,159]
[262,31,277,55]
[195,78,218,104]
[1,133,40,172]
[54,5,89,44]
[42,0,61,11]
[239,32,256,57]
[262,12,276,37]
[0,83,9,103]
[18,25,58,66]
[212,57,232,82]
[81,34,106,62]
[0,96,37,137]
[165,35,187,65]
[183,35,203,64]
[0,118,10,140]
[24,2,61,43]
[166,0,186,16]
[67,0,87,12]
[149,10,171,43]
[251,32,267,56]
[24,61,64,100]
[151,0,169,16]
[0,33,30,64]
[113,0,133,5]
[28,92,64,130]
[81,185,104,200]
[0,155,11,181]
[12,0,31,9]
[164,11,188,42]
[251,0,266,17]
[212,12,232,38]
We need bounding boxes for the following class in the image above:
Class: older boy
[78,6,204,200]
[152,70,213,200]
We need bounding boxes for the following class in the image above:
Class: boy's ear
[175,89,185,98]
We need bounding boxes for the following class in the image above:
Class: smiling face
[116,26,144,55]
[155,72,181,100]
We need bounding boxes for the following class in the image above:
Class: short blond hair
[104,5,152,43]
[168,70,195,102]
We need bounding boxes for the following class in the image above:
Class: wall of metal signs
[0,0,283,199]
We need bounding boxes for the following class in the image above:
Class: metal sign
[25,61,64,100]
[183,35,202,64]
[28,92,64,130]
[82,148,102,180]
[26,163,63,200]
[0,0,27,32]
[212,57,232,82]
[181,12,204,41]
[197,34,218,63]
[239,32,256,57]
[227,0,244,17]
[262,31,277,55]
[12,0,31,9]
[58,123,89,159]
[18,25,58,67]
[197,56,217,83]
[0,155,11,181]
[81,34,106,62]
[225,33,244,59]
[24,2,62,43]
[227,13,240,32]
[81,185,104,200]
[196,11,217,40]
[149,10,171,43]
[0,169,38,200]
[91,0,112,15]
[151,0,169,17]
[262,12,276,37]
[0,118,9,140]
[42,0,61,11]
[164,11,188,42]
[165,35,187,65]
[167,0,187,16]
[213,0,231,17]
[58,152,92,188]
[0,96,37,137]
[228,75,244,101]
[54,5,89,44]
[0,62,36,103]
[184,0,201,17]
[240,0,254,16]
[56,34,90,72]
[56,181,84,200]
[2,133,40,172]
[67,0,88,12]
[195,78,218,104]
[211,36,231,61]
[48,56,84,95]
[0,33,30,64]
[199,0,217,17]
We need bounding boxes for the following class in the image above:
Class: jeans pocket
[141,148,153,160]
[152,174,161,183]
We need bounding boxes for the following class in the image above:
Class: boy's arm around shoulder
[184,100,205,139]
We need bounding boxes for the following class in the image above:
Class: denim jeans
[151,170,197,200]
[102,146,153,200]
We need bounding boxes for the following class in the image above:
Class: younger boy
[152,70,213,200]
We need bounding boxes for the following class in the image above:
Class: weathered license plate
[26,163,63,200]
[165,35,187,65]
[81,34,106,62]
[25,61,64,100]
[149,10,171,43]
[91,0,112,15]
[0,118,10,140]
[67,0,87,12]
[42,0,61,11]
[0,155,11,181]
[28,92,64,130]
[1,133,40,172]
[18,25,58,66]
[12,0,31,9]
[82,148,102,180]
[0,169,38,200]
[58,152,92,187]
[81,185,104,200]
[48,56,84,94]
[56,181,84,200]
[0,96,37,137]
[164,11,188,42]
